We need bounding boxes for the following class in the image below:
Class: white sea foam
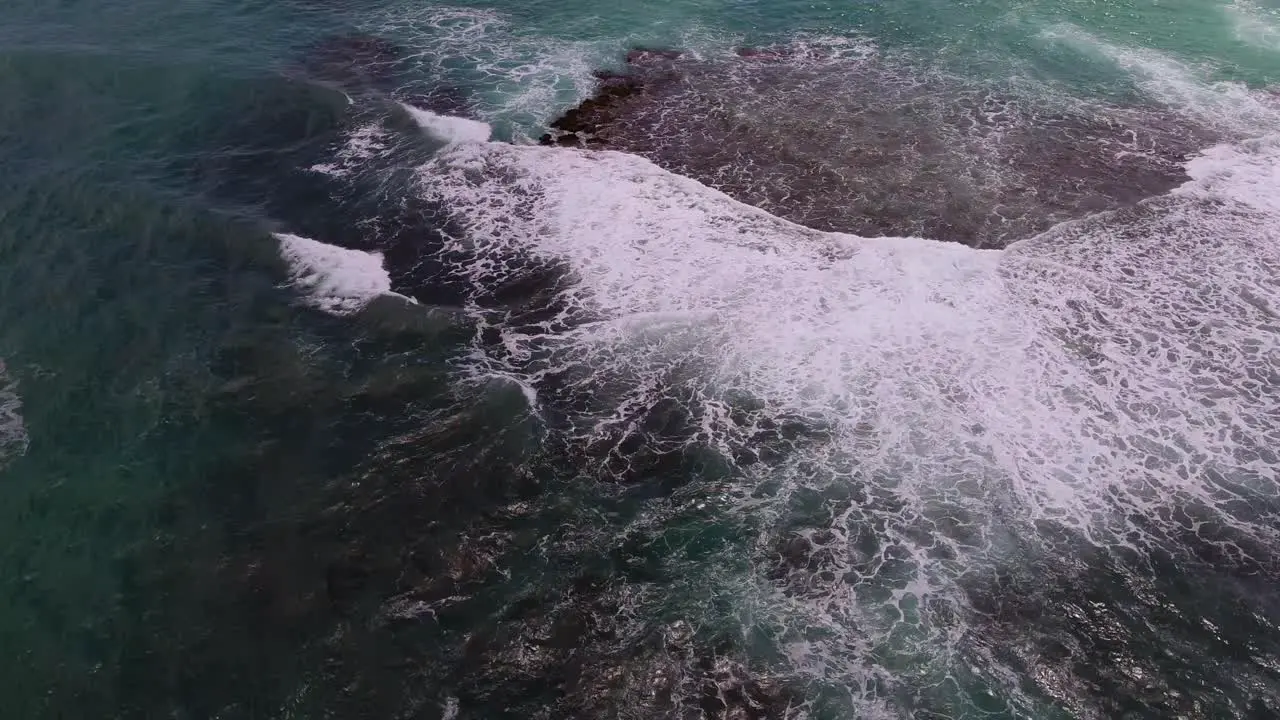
[428,131,1280,509]
[1182,133,1280,212]
[384,14,1280,711]
[275,232,415,315]
[310,122,389,178]
[419,122,1280,710]
[401,102,492,144]
[0,361,27,464]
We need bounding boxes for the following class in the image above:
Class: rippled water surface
[2,0,1280,718]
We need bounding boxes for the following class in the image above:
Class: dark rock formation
[539,71,651,147]
[542,46,1218,247]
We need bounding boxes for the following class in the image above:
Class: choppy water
[3,0,1280,718]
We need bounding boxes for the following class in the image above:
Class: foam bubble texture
[375,15,1280,710]
[420,129,1280,710]
[368,6,606,135]
[0,360,27,465]
[275,232,414,315]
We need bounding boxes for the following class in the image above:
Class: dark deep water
[4,0,1280,718]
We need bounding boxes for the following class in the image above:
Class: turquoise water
[3,0,1280,717]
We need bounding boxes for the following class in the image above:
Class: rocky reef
[542,45,1216,247]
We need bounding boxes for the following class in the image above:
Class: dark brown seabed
[542,46,1218,247]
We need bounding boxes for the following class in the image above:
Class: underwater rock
[626,47,684,65]
[299,33,407,95]
[543,45,1216,247]
[299,33,475,118]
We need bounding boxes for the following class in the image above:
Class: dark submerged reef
[542,46,1215,247]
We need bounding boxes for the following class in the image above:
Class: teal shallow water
[2,0,1280,717]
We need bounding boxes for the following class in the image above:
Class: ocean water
[3,0,1280,718]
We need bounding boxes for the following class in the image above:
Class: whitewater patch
[275,232,415,315]
[0,361,27,465]
[1183,133,1280,213]
[429,130,1280,523]
[309,122,389,178]
[418,123,1280,711]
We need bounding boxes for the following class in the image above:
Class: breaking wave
[402,102,493,144]
[1040,24,1280,136]
[405,22,1280,705]
[275,232,415,314]
[421,129,1280,715]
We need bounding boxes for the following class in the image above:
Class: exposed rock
[542,46,1218,247]
[539,72,651,147]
